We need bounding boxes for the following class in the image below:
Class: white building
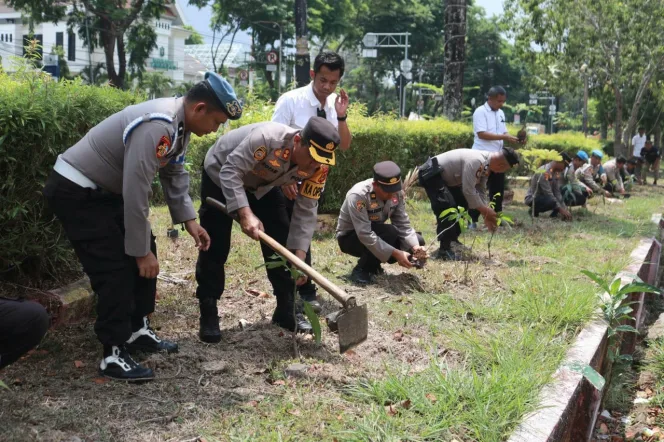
[0,1,194,84]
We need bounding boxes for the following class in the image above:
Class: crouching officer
[0,298,50,370]
[42,72,239,382]
[560,151,591,207]
[195,117,340,342]
[335,161,425,284]
[525,152,572,220]
[418,147,520,260]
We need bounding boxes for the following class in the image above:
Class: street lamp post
[580,63,589,136]
[256,21,283,95]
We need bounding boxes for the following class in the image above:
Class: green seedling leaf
[0,379,8,391]
[302,301,321,345]
[614,325,638,334]
[581,270,611,294]
[439,208,459,220]
[616,282,662,297]
[568,362,605,391]
[609,278,622,295]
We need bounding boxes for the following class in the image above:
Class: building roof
[184,53,207,77]
[184,43,250,70]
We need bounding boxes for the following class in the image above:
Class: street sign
[529,99,538,105]
[514,114,521,124]
[240,81,248,86]
[529,93,536,99]
[238,70,249,81]
[434,95,443,101]
[400,59,413,73]
[266,64,277,72]
[266,51,278,64]
[549,104,557,112]
[417,99,424,109]
[362,33,378,48]
[362,49,377,58]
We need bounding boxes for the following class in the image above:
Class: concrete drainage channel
[508,214,664,442]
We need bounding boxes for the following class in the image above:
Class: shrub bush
[0,71,143,278]
[524,131,602,154]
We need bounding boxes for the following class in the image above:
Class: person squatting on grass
[271,50,352,313]
[558,151,591,208]
[335,161,426,285]
[602,156,628,197]
[42,72,239,382]
[418,147,520,261]
[524,152,573,221]
[195,117,340,343]
[576,150,612,198]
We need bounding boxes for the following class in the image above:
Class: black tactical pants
[0,297,50,369]
[284,197,316,299]
[43,171,157,347]
[337,225,425,273]
[421,173,468,248]
[195,170,296,309]
[526,195,559,217]
[562,185,588,207]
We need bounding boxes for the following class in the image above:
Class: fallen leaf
[273,380,286,386]
[259,292,271,299]
[385,404,397,416]
[599,422,609,434]
[287,409,301,416]
[13,378,23,385]
[646,388,654,396]
[74,360,84,368]
[278,331,285,337]
[336,415,343,421]
[93,378,109,384]
[344,349,357,357]
[400,399,412,410]
[387,310,393,316]
[246,289,269,298]
[393,330,404,342]
[426,393,437,403]
[247,400,259,407]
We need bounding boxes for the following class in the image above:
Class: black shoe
[272,310,313,334]
[125,317,178,354]
[435,248,463,261]
[300,290,322,314]
[99,345,155,382]
[349,265,374,285]
[199,298,222,343]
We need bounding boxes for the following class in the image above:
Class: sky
[176,0,505,45]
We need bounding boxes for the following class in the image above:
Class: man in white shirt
[271,51,351,312]
[470,86,520,224]
[632,126,647,158]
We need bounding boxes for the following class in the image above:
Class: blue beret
[591,149,604,159]
[576,151,589,162]
[204,72,242,120]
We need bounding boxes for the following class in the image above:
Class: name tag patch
[301,180,324,200]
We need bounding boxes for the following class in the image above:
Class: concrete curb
[26,276,96,328]
[508,235,662,442]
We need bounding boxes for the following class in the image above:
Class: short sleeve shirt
[472,102,507,152]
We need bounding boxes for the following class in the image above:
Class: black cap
[501,146,520,166]
[301,116,341,166]
[373,161,402,192]
[560,151,572,166]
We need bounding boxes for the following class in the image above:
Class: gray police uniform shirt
[575,163,604,192]
[60,97,196,257]
[525,162,566,209]
[336,179,419,262]
[434,149,490,209]
[204,122,327,253]
[602,159,624,192]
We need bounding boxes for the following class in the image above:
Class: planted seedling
[487,193,514,260]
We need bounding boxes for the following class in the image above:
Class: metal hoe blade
[335,304,369,353]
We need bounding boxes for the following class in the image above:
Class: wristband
[337,115,347,122]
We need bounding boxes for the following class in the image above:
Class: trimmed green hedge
[0,72,143,277]
[524,131,602,154]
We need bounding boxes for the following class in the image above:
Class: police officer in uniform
[42,72,240,382]
[0,298,49,370]
[559,151,591,207]
[524,152,573,220]
[576,150,610,197]
[602,156,627,196]
[336,161,426,284]
[418,147,520,260]
[195,117,340,343]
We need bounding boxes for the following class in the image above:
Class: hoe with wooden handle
[205,197,368,353]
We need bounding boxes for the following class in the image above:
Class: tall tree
[294,0,309,87]
[442,0,467,120]
[504,0,664,156]
[183,25,204,45]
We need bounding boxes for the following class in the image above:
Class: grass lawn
[1,183,663,442]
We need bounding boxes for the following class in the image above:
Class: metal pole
[582,75,588,136]
[84,8,93,84]
[401,33,409,118]
[278,24,282,95]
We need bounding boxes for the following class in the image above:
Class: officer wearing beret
[559,151,591,207]
[525,153,573,220]
[576,150,611,197]
[336,161,425,284]
[42,72,240,382]
[418,147,520,260]
[195,117,340,342]
[602,156,627,196]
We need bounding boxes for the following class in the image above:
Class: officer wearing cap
[525,153,572,220]
[195,117,340,341]
[602,156,627,196]
[576,150,611,198]
[42,72,240,382]
[559,151,591,207]
[335,161,426,284]
[418,147,520,260]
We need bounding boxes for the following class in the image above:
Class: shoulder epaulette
[123,113,174,146]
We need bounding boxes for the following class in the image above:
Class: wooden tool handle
[205,197,356,308]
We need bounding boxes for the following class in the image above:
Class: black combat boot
[272,293,313,333]
[349,265,374,285]
[125,316,178,354]
[299,285,322,314]
[99,344,154,382]
[199,298,221,343]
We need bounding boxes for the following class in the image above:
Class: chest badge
[268,159,281,168]
[253,146,267,161]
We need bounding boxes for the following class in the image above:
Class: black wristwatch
[337,114,347,122]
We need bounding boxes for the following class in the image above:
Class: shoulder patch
[253,146,267,161]
[299,165,329,200]
[356,200,366,211]
[282,148,291,161]
[310,165,329,184]
[156,136,172,159]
